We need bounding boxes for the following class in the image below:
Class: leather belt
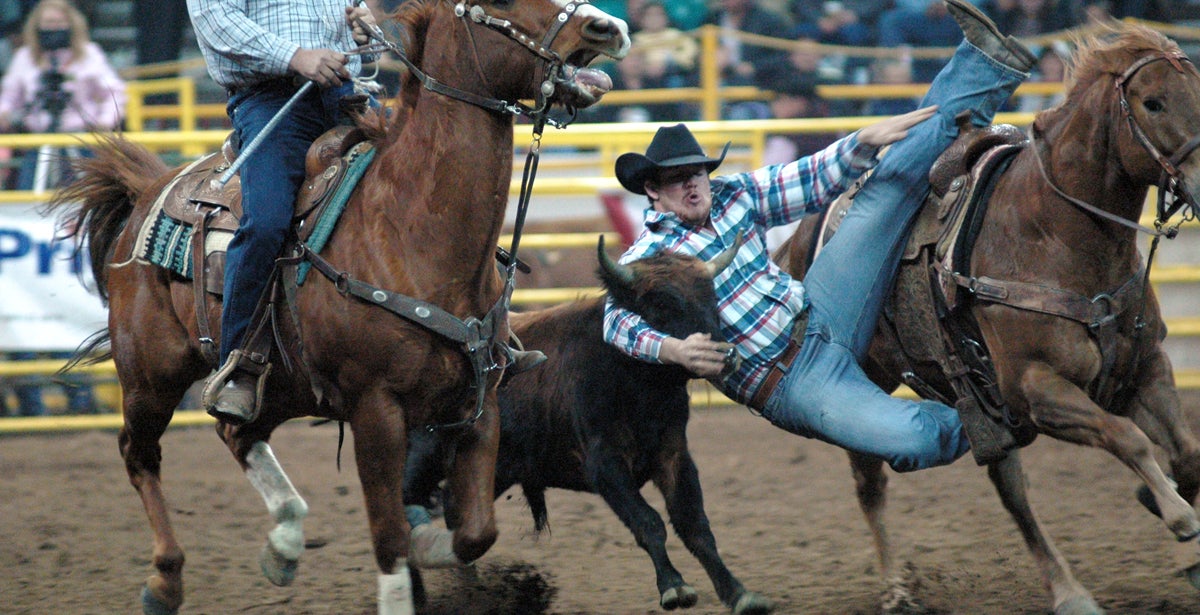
[747,308,809,411]
[748,338,802,411]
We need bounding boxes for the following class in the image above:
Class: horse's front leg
[233,435,310,587]
[1021,364,1200,541]
[351,387,418,615]
[1126,348,1200,507]
[986,451,1101,615]
[436,393,500,565]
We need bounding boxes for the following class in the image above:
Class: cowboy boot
[945,0,1036,73]
[202,349,271,426]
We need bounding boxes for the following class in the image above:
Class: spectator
[876,0,961,82]
[788,1,874,85]
[705,0,792,90]
[761,71,841,251]
[992,0,1074,37]
[0,0,125,190]
[864,54,920,117]
[1079,0,1188,22]
[1017,42,1067,112]
[610,1,699,122]
[133,0,188,105]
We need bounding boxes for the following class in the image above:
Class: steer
[405,237,772,615]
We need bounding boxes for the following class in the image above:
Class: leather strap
[748,338,802,412]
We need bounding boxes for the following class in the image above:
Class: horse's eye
[1143,98,1165,113]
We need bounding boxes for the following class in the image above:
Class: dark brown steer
[405,238,772,615]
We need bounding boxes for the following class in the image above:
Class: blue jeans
[761,42,1027,472]
[220,80,358,361]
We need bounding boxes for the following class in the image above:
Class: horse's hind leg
[847,451,917,614]
[118,380,194,615]
[987,452,1101,615]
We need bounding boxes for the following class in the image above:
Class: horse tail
[44,135,168,303]
[522,484,551,533]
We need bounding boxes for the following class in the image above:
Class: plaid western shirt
[187,0,368,89]
[602,133,879,406]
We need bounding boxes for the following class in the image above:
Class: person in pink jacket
[0,0,125,190]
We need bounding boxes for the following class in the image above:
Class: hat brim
[616,142,730,195]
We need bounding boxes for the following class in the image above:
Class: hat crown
[644,124,706,164]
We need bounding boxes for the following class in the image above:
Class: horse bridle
[331,0,592,430]
[1030,51,1200,240]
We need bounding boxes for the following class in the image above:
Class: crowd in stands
[582,0,1200,126]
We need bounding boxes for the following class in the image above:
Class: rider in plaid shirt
[604,0,1036,471]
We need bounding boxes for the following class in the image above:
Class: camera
[37,28,70,51]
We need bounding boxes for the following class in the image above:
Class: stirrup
[201,349,272,424]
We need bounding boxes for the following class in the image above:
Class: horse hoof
[140,586,179,615]
[1054,595,1105,615]
[260,542,299,587]
[732,590,774,615]
[661,584,698,610]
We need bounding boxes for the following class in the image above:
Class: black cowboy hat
[615,124,730,195]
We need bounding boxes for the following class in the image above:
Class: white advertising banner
[0,201,107,352]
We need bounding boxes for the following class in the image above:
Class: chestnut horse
[45,2,628,614]
[778,26,1200,614]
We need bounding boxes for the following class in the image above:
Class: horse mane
[1064,23,1182,101]
[355,0,436,146]
[1033,23,1182,127]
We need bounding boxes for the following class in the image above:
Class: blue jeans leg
[764,42,1027,471]
[219,84,334,361]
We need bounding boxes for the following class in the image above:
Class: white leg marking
[245,441,309,562]
[378,560,415,615]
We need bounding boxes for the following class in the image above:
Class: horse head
[391,0,630,114]
[1034,25,1200,223]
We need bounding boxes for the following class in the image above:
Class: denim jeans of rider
[219,80,356,361]
[762,42,1028,472]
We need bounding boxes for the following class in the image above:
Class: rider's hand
[289,48,350,87]
[346,5,378,45]
[659,333,735,378]
[857,105,939,148]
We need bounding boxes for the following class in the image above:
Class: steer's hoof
[732,590,774,614]
[661,584,698,610]
[260,541,299,586]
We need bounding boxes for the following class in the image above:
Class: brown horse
[778,25,1200,614]
[45,2,629,614]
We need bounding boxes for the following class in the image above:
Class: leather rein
[300,1,589,430]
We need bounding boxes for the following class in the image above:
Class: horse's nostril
[582,19,619,41]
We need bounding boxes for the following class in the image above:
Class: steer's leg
[587,443,695,610]
[656,443,774,614]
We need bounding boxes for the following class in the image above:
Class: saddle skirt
[130,125,372,294]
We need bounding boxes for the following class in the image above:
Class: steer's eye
[1143,98,1165,113]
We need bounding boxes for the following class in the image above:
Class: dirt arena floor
[5,393,1200,615]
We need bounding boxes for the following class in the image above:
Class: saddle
[811,112,1034,465]
[132,125,372,365]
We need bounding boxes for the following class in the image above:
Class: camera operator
[0,0,124,190]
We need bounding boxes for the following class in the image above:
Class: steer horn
[598,234,637,286]
[705,231,745,277]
